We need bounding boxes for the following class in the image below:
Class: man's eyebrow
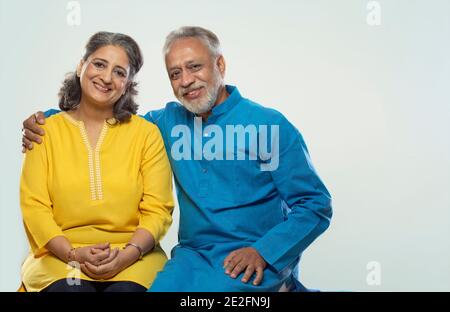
[169,59,201,70]
[186,60,203,66]
[168,65,181,71]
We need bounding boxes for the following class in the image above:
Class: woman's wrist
[67,247,78,264]
[124,243,144,259]
[122,244,141,264]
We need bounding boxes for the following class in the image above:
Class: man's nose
[180,71,195,88]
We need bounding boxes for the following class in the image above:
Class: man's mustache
[179,83,207,96]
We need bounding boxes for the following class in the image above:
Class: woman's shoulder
[126,115,165,149]
[40,111,71,133]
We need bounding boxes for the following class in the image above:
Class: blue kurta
[45,85,332,291]
[144,86,332,291]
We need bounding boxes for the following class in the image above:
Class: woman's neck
[71,99,114,124]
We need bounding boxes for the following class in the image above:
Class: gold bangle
[124,243,143,260]
[67,247,77,263]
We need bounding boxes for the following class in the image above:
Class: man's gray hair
[163,26,222,57]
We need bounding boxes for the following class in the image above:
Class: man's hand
[81,247,139,280]
[22,111,46,152]
[223,247,267,286]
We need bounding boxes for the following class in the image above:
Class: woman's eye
[115,70,126,78]
[93,62,105,68]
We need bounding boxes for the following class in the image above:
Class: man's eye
[191,64,201,70]
[170,72,180,79]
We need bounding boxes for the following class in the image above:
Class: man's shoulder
[239,97,288,124]
[142,101,185,123]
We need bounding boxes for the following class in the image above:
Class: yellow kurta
[20,112,174,292]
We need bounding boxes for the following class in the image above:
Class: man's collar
[210,85,241,117]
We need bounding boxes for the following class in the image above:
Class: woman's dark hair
[58,31,143,123]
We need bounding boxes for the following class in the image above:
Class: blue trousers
[149,245,304,292]
[42,279,146,292]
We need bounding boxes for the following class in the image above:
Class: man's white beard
[177,71,223,115]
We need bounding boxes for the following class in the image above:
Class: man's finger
[253,267,264,286]
[22,136,33,150]
[241,265,255,283]
[35,112,45,125]
[22,137,31,147]
[224,256,240,274]
[22,141,29,153]
[223,252,236,268]
[23,128,42,144]
[230,262,246,279]
[24,114,45,136]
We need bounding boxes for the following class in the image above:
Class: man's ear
[76,60,84,77]
[216,55,226,77]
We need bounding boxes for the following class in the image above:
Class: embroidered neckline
[62,112,108,200]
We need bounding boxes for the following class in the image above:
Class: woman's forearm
[45,235,72,263]
[129,228,155,255]
[119,228,156,269]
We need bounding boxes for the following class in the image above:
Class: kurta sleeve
[252,116,333,273]
[138,124,174,244]
[20,129,65,256]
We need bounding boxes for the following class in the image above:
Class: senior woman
[20,32,174,292]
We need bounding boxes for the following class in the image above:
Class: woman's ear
[122,81,129,95]
[76,60,84,77]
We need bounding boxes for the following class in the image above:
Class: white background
[1,0,449,291]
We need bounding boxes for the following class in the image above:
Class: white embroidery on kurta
[63,112,107,201]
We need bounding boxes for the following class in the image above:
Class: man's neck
[198,85,229,120]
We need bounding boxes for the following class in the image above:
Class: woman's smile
[92,81,112,93]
